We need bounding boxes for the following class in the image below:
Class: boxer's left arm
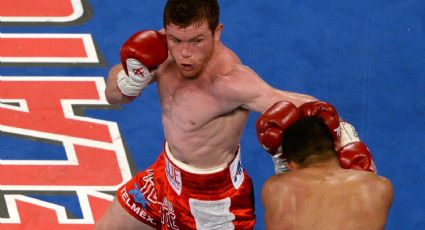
[217,65,376,173]
[216,65,315,173]
[215,64,317,113]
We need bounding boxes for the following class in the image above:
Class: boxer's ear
[214,23,223,42]
[287,161,299,171]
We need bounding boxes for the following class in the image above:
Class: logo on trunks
[121,188,156,224]
[229,152,244,189]
[160,197,179,230]
[165,158,182,195]
[129,183,149,209]
[120,169,157,225]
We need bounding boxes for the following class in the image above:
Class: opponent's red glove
[256,101,300,173]
[338,121,377,173]
[117,30,168,96]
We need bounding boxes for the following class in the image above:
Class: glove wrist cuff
[271,155,290,174]
[116,69,147,97]
[339,121,360,147]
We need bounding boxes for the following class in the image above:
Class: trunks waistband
[165,142,228,174]
[163,142,245,196]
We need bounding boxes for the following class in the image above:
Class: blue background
[1,0,425,229]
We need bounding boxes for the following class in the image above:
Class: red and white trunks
[117,143,256,229]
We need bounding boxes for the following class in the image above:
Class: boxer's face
[166,21,221,78]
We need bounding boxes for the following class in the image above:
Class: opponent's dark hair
[282,116,337,167]
[163,0,220,32]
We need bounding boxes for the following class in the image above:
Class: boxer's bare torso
[157,44,250,168]
[106,22,315,169]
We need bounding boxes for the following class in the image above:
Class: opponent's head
[163,0,222,78]
[282,116,337,170]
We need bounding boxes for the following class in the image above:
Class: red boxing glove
[338,122,377,173]
[117,30,168,96]
[256,101,300,174]
[256,101,300,156]
[120,30,168,74]
[298,101,341,141]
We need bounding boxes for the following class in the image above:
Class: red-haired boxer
[256,101,377,174]
[257,102,393,229]
[96,0,322,229]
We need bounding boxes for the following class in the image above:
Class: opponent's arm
[105,30,168,104]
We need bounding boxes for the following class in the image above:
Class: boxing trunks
[116,142,256,230]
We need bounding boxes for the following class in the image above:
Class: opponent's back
[262,168,393,230]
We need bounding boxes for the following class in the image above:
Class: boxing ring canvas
[1,0,424,229]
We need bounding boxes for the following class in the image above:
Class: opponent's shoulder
[350,171,394,200]
[356,172,394,211]
[370,174,393,198]
[261,173,306,211]
[262,174,289,204]
[262,173,297,196]
[358,171,392,189]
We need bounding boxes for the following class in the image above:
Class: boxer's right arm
[105,64,134,104]
[105,30,168,104]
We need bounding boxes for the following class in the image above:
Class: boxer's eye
[190,39,202,44]
[169,36,181,44]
